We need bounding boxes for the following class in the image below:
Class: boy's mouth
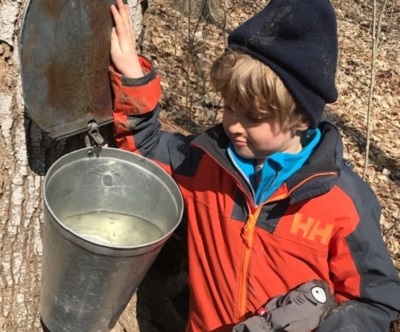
[233,139,248,148]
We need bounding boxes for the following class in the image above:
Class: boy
[109,0,400,331]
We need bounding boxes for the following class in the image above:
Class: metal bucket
[40,147,183,332]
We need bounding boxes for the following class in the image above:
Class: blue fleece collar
[228,129,321,205]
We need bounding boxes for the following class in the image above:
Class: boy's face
[222,105,307,160]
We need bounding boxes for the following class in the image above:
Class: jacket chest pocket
[256,201,335,251]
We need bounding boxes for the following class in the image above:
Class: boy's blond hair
[210,50,308,131]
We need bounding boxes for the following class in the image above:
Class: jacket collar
[285,122,341,203]
[191,124,253,195]
[191,122,341,202]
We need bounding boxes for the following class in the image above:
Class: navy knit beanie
[228,0,338,128]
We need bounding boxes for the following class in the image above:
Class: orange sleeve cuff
[109,56,161,115]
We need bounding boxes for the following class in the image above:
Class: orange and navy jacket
[110,57,400,332]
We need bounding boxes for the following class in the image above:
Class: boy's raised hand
[110,0,144,78]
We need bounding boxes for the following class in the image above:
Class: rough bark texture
[0,0,143,331]
[1,1,42,330]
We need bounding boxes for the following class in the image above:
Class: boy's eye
[247,115,264,123]
[247,112,271,123]
[248,111,275,123]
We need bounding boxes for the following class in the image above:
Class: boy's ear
[296,118,311,132]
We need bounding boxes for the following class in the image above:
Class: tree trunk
[0,0,143,331]
[172,0,228,27]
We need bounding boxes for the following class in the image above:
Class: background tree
[0,0,144,330]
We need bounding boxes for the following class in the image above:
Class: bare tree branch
[363,0,389,179]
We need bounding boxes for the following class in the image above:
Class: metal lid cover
[20,0,116,139]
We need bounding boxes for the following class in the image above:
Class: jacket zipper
[236,171,337,321]
[237,205,262,320]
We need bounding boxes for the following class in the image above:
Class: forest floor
[116,0,400,331]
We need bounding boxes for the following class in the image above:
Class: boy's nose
[228,118,245,134]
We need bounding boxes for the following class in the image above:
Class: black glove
[232,279,337,332]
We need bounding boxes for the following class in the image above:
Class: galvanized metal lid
[20,0,115,139]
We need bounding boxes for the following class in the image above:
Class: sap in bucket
[40,147,183,332]
[19,0,184,331]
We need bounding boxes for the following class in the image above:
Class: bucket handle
[85,121,105,157]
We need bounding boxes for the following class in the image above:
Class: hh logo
[290,213,334,245]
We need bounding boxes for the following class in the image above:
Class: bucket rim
[43,147,184,250]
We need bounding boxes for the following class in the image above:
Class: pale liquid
[63,211,163,246]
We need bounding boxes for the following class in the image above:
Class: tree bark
[0,0,143,331]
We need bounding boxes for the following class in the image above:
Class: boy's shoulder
[316,122,379,209]
[338,159,377,198]
[309,160,379,212]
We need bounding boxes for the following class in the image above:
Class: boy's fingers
[116,0,131,34]
[110,28,124,61]
[125,4,134,40]
[111,3,127,32]
[111,4,130,47]
[116,0,125,12]
[110,27,119,52]
[110,4,124,32]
